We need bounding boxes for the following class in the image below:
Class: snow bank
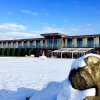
[39,56,47,59]
[30,79,95,100]
[0,57,73,100]
[30,82,62,100]
[71,53,100,69]
[57,79,95,100]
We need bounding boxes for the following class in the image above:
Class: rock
[85,96,100,100]
[69,54,100,96]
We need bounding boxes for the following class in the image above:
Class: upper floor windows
[87,38,94,47]
[77,38,82,47]
[67,39,72,47]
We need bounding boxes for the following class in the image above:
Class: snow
[85,53,100,58]
[30,54,34,57]
[71,53,100,69]
[0,57,95,100]
[39,56,47,59]
[57,80,95,100]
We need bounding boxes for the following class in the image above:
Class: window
[77,38,82,47]
[67,39,72,47]
[87,38,94,47]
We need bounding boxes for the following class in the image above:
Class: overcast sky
[0,0,100,39]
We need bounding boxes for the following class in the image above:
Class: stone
[69,55,100,96]
[85,96,100,100]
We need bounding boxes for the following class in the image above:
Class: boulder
[85,96,100,100]
[69,54,100,96]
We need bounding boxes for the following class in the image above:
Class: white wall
[5,42,8,48]
[27,41,30,47]
[65,39,67,47]
[1,42,4,48]
[83,38,87,47]
[40,40,43,48]
[94,37,99,47]
[15,42,18,48]
[72,38,77,47]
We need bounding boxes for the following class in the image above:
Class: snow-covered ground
[0,57,95,100]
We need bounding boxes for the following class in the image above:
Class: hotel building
[0,33,100,58]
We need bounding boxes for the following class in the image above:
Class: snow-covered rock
[69,53,100,98]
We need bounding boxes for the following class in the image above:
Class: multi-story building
[0,33,100,58]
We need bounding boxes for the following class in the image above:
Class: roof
[66,34,100,39]
[53,48,94,53]
[41,33,100,39]
[0,33,100,42]
[0,38,44,42]
[41,33,67,37]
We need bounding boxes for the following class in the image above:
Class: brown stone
[69,55,100,96]
[85,96,100,100]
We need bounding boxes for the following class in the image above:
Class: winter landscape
[0,0,100,99]
[0,57,95,100]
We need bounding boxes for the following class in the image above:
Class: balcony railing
[7,42,100,49]
[18,45,36,49]
[43,44,62,49]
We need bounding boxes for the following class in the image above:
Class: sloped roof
[53,48,94,53]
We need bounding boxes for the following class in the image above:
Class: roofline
[0,33,100,42]
[65,34,100,38]
[41,33,67,37]
[0,38,45,42]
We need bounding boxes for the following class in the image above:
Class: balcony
[42,44,61,49]
[17,43,61,49]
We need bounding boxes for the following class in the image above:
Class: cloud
[0,23,26,31]
[0,31,41,40]
[66,28,80,34]
[21,10,38,16]
[86,24,92,27]
[38,24,97,36]
[0,23,98,40]
[52,24,56,27]
[31,27,80,35]
[65,24,97,35]
[31,26,67,35]
[8,32,41,39]
[0,23,41,40]
[42,27,65,33]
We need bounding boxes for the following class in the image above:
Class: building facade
[0,33,100,57]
